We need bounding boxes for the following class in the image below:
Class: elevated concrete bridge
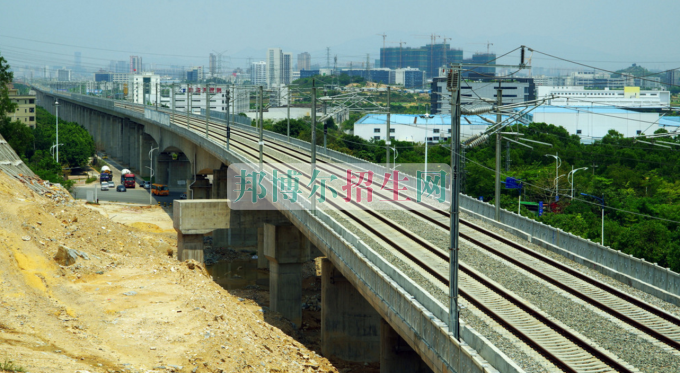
[35,87,522,373]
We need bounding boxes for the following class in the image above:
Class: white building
[160,84,250,115]
[522,106,679,140]
[354,114,508,143]
[251,61,266,86]
[127,73,160,104]
[536,86,671,109]
[266,48,293,87]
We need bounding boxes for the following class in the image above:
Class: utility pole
[286,85,291,142]
[171,83,175,123]
[506,140,511,172]
[495,83,502,221]
[148,147,158,205]
[206,84,212,138]
[226,88,231,150]
[447,65,462,341]
[258,85,264,170]
[386,86,391,168]
[323,89,327,155]
[366,54,371,84]
[311,83,317,215]
[55,99,59,164]
[187,89,191,128]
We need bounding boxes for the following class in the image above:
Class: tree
[0,54,16,117]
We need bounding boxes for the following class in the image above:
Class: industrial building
[524,106,678,140]
[430,77,535,114]
[94,70,129,83]
[159,84,250,115]
[536,86,671,109]
[354,113,507,143]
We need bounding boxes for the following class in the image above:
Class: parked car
[142,181,151,189]
[179,193,187,199]
[101,183,109,191]
[116,185,126,192]
[108,181,115,188]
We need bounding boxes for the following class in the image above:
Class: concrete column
[380,319,433,373]
[121,120,131,166]
[264,223,309,328]
[190,174,211,199]
[257,227,268,269]
[177,232,204,262]
[320,257,381,363]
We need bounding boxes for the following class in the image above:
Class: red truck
[122,173,136,188]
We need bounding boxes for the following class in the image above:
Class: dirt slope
[0,170,338,373]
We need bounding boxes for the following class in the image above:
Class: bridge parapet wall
[460,194,680,306]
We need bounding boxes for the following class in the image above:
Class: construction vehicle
[121,169,136,188]
[99,166,112,182]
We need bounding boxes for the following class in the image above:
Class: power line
[529,47,680,88]
[459,152,680,225]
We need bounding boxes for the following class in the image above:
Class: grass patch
[0,358,26,372]
[85,176,98,184]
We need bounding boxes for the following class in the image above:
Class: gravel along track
[121,103,680,372]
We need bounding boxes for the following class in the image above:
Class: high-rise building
[283,53,292,85]
[74,52,82,73]
[266,48,293,87]
[297,52,311,71]
[209,53,217,77]
[57,68,72,82]
[464,53,496,78]
[380,43,463,78]
[251,61,267,86]
[186,66,203,82]
[130,56,143,73]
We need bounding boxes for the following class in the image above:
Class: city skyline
[2,0,679,76]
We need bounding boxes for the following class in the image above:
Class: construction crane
[441,36,452,67]
[387,40,407,68]
[468,41,494,54]
[376,33,387,49]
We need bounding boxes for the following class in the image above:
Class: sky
[2,0,679,74]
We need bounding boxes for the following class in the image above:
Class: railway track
[116,102,680,371]
[155,108,637,372]
[166,107,680,353]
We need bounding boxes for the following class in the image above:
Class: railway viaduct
[34,87,525,373]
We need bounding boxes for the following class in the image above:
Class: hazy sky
[2,0,679,73]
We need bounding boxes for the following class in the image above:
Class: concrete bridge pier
[120,119,131,167]
[380,319,433,373]
[320,257,381,363]
[190,174,212,199]
[264,223,309,328]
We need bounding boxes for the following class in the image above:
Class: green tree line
[464,122,680,272]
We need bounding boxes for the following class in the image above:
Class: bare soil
[0,170,340,373]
